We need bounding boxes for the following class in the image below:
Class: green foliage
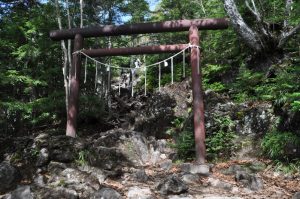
[231,66,264,102]
[166,117,185,136]
[203,64,229,92]
[206,116,237,160]
[273,159,300,174]
[57,179,67,187]
[76,150,90,166]
[79,95,107,121]
[168,114,237,161]
[261,131,300,160]
[167,116,195,160]
[230,62,300,112]
[206,131,237,160]
[171,130,195,160]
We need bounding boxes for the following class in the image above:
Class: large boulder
[127,187,154,199]
[0,162,20,193]
[3,185,33,199]
[34,133,86,164]
[89,129,171,168]
[36,187,79,199]
[235,170,264,191]
[45,162,100,198]
[134,93,176,138]
[93,188,122,199]
[156,175,188,195]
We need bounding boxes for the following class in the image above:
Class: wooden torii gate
[50,18,228,164]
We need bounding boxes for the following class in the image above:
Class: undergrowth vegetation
[261,130,300,161]
[168,115,238,161]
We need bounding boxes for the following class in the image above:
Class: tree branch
[284,0,293,29]
[245,0,270,38]
[224,0,263,52]
[278,23,300,48]
[245,0,260,22]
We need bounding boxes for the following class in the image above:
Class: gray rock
[180,163,210,176]
[181,174,199,184]
[292,192,300,199]
[168,195,194,199]
[47,161,67,173]
[248,161,266,172]
[90,130,152,168]
[38,187,79,199]
[4,186,33,199]
[150,150,160,165]
[133,93,176,138]
[222,165,242,175]
[189,164,210,176]
[51,148,74,163]
[93,188,122,199]
[36,148,49,167]
[78,165,107,184]
[34,174,46,187]
[235,171,263,191]
[180,163,192,173]
[132,169,148,182]
[207,177,232,190]
[160,159,173,171]
[201,195,242,199]
[156,174,188,195]
[35,135,86,164]
[0,162,20,193]
[127,187,153,199]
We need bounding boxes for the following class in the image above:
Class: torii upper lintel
[50,18,228,40]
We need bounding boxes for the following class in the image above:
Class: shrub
[206,130,237,160]
[261,130,300,160]
[168,115,237,161]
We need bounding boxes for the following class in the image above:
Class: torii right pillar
[189,25,206,164]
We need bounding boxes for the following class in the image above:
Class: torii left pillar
[66,34,83,137]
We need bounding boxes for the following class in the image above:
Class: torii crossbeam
[50,18,229,164]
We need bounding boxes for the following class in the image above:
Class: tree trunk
[55,0,69,113]
[223,0,300,55]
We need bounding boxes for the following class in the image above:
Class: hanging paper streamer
[164,60,168,67]
[131,68,134,97]
[84,57,87,83]
[144,66,147,96]
[197,47,200,75]
[118,70,121,96]
[107,65,111,96]
[171,57,174,84]
[95,62,98,90]
[159,63,161,91]
[183,49,185,78]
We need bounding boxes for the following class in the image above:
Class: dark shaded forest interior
[0,0,300,198]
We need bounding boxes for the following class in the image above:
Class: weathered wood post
[189,25,206,164]
[66,34,83,137]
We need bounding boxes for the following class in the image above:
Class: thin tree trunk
[66,0,72,94]
[80,0,84,28]
[55,0,69,113]
[283,0,293,28]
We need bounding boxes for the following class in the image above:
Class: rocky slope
[0,79,300,199]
